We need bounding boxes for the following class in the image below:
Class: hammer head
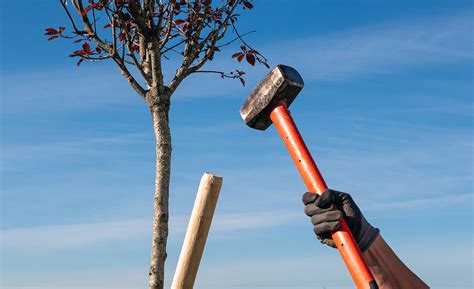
[240,64,304,130]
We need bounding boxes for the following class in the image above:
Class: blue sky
[1,1,473,288]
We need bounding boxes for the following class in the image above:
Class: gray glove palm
[302,189,379,252]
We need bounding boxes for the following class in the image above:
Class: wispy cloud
[270,11,473,81]
[195,240,473,289]
[3,185,471,252]
[4,242,470,289]
[0,64,143,114]
[2,132,149,163]
[306,122,473,213]
[1,211,300,251]
[1,219,150,251]
[364,193,473,211]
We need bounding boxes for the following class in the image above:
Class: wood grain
[171,172,223,289]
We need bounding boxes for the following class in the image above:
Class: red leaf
[237,54,244,62]
[82,5,93,16]
[174,19,186,25]
[240,45,247,52]
[103,23,112,29]
[81,3,100,16]
[231,52,242,58]
[77,58,84,66]
[246,52,255,66]
[70,50,85,57]
[48,35,59,41]
[243,1,253,9]
[82,42,91,53]
[239,78,246,86]
[45,28,58,35]
[73,39,83,43]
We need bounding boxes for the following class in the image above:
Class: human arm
[364,234,429,288]
[302,189,429,289]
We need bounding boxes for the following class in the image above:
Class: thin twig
[59,0,83,34]
[216,30,255,48]
[232,22,268,62]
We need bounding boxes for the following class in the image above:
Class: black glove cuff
[357,216,380,252]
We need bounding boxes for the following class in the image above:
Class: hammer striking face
[239,64,304,130]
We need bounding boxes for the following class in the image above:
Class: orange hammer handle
[270,103,377,289]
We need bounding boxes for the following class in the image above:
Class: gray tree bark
[147,90,172,289]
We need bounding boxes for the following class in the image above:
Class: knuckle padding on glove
[304,203,334,216]
[302,191,318,205]
[314,189,336,209]
[311,210,342,225]
[304,203,317,216]
[314,220,341,234]
[313,205,336,214]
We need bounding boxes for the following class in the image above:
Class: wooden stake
[171,172,223,289]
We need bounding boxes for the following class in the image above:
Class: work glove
[302,189,379,252]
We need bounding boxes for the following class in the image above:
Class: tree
[46,1,268,289]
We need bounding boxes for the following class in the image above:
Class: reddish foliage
[243,1,253,9]
[82,42,91,54]
[245,52,255,66]
[44,27,65,41]
[69,42,102,66]
[232,52,245,62]
[81,2,103,16]
[231,44,267,68]
[47,0,267,83]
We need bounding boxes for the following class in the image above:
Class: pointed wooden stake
[171,172,223,289]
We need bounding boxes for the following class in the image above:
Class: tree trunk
[148,92,172,289]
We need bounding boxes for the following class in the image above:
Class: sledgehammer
[240,65,378,289]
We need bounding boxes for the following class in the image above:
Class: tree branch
[159,4,173,50]
[59,0,83,35]
[186,3,239,74]
[167,1,241,94]
[161,39,186,55]
[216,30,256,48]
[72,0,114,54]
[113,57,147,99]
[127,46,151,85]
[232,22,268,63]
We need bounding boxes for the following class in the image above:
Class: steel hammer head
[240,64,304,130]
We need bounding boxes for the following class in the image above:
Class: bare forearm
[364,235,429,289]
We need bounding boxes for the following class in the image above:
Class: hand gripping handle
[270,103,378,289]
